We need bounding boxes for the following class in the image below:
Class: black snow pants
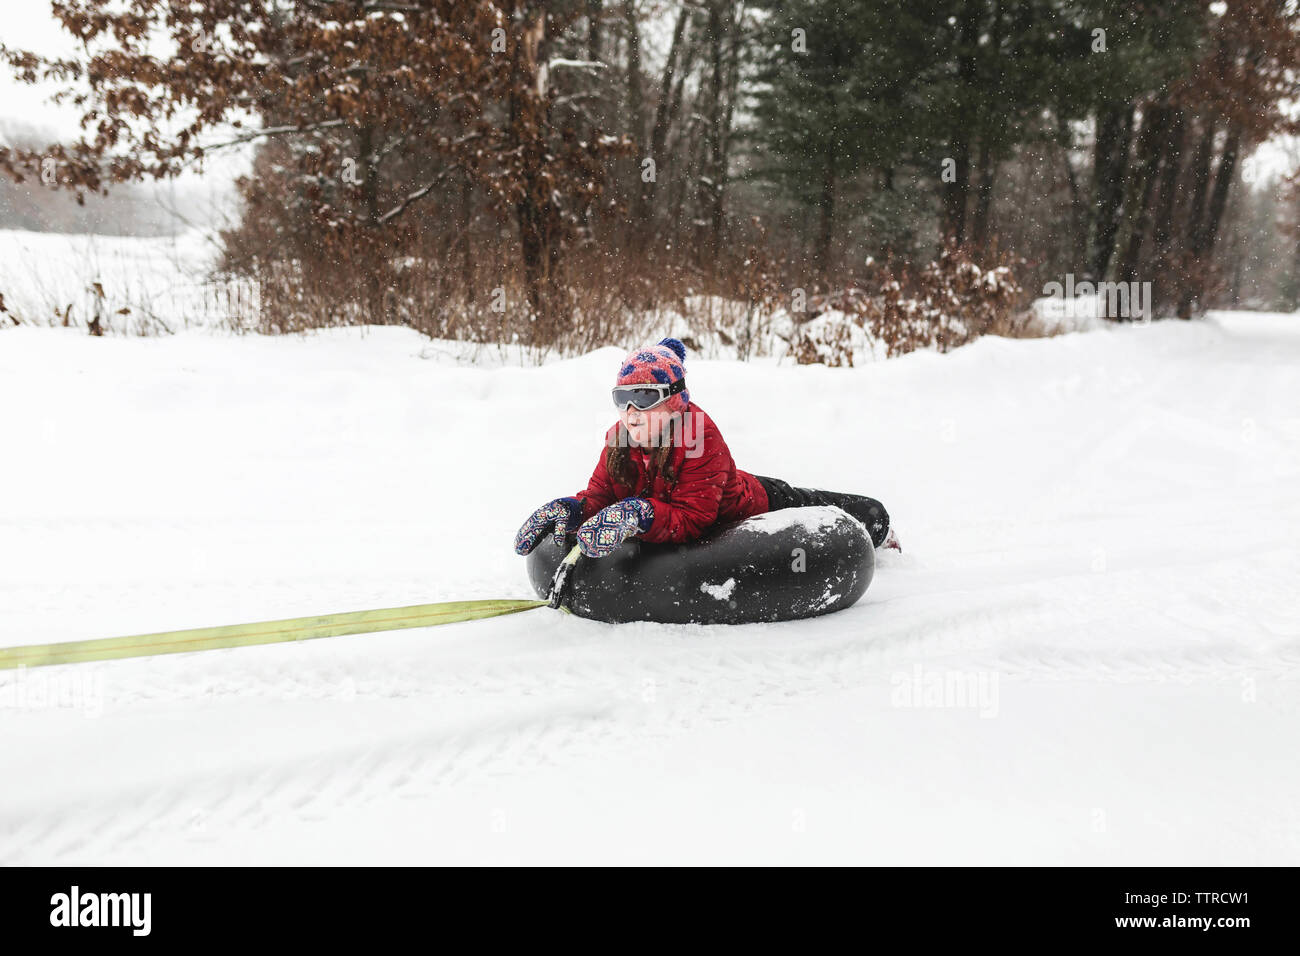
[752,475,890,548]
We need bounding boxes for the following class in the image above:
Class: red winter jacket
[574,404,769,544]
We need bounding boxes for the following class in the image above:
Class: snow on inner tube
[526,505,874,624]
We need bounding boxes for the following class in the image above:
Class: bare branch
[201,119,347,152]
[548,58,610,72]
[378,170,452,224]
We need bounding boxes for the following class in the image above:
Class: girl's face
[619,402,677,447]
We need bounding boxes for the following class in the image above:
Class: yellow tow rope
[0,598,548,671]
[0,547,585,671]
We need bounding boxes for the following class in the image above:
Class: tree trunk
[1200,123,1241,259]
[971,136,997,253]
[695,0,727,271]
[356,124,380,228]
[510,4,563,341]
[587,0,604,61]
[815,153,836,284]
[941,0,980,245]
[1184,117,1216,257]
[1056,117,1088,270]
[1089,103,1135,280]
[712,1,745,267]
[1175,118,1215,318]
[355,123,387,323]
[1115,105,1170,289]
[941,141,970,245]
[1150,108,1186,265]
[623,0,644,144]
[661,19,702,238]
[460,170,475,308]
[635,2,689,242]
[1178,119,1238,319]
[971,0,1003,255]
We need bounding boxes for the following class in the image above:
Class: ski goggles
[611,379,686,411]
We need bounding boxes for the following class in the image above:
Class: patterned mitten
[514,497,585,555]
[576,499,654,558]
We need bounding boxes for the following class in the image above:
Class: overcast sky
[0,3,83,139]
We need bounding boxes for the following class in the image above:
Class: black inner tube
[526,506,874,625]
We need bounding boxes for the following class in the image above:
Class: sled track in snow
[4,573,1295,864]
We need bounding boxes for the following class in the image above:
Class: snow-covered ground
[1,309,1297,864]
[0,228,244,334]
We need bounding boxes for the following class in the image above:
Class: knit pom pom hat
[616,337,690,413]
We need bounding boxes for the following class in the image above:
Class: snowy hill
[1,310,1297,864]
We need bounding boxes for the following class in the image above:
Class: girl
[514,338,899,559]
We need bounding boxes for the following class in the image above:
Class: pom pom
[657,337,687,362]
